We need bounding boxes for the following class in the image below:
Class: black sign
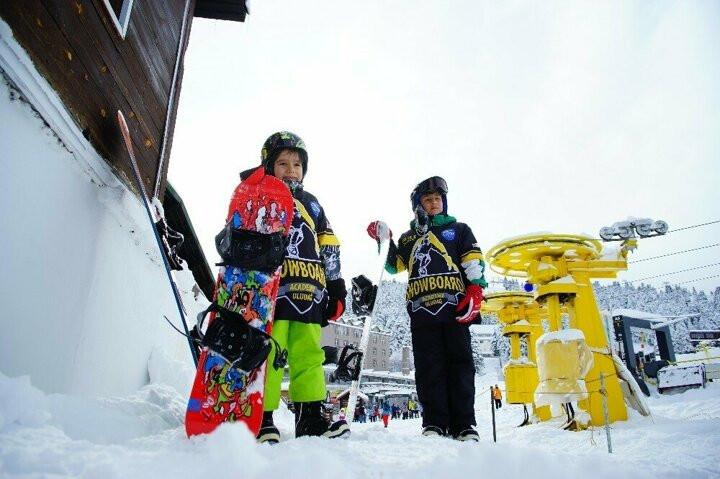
[689,330,720,342]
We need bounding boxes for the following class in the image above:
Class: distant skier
[253,132,349,443]
[493,384,503,409]
[368,176,487,442]
[381,401,392,428]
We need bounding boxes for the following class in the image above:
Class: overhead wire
[676,274,720,286]
[628,244,720,264]
[496,220,720,285]
[620,220,720,286]
[627,262,720,283]
[667,220,720,233]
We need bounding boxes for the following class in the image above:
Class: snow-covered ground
[2,355,719,479]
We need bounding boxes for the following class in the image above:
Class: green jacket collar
[410,213,456,230]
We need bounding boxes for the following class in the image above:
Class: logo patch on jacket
[441,229,456,241]
[310,201,321,217]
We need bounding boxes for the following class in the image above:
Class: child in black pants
[368,176,486,441]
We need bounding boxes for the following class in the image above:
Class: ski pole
[117,111,198,366]
[491,388,497,442]
[600,372,613,453]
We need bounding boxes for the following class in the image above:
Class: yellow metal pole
[509,333,521,360]
[546,294,561,332]
[572,270,628,425]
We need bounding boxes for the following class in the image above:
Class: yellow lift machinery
[485,218,666,429]
[483,291,551,424]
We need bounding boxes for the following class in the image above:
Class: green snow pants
[263,319,327,411]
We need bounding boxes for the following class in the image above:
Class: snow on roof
[612,308,665,321]
[336,388,369,400]
[379,388,415,396]
[362,368,415,379]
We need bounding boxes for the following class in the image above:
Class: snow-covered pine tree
[341,277,718,366]
[469,330,486,374]
[592,280,719,353]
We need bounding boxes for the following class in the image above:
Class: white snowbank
[0,69,205,397]
[2,367,720,478]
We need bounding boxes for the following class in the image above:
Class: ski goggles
[410,176,448,201]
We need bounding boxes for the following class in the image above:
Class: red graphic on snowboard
[185,167,293,437]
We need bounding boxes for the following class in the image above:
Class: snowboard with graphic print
[185,167,293,437]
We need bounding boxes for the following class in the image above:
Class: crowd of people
[348,399,423,424]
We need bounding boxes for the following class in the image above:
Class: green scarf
[409,213,456,230]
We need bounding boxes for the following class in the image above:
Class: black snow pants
[411,321,476,429]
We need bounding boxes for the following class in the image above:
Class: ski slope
[2,352,718,479]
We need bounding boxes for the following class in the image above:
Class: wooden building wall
[0,1,194,197]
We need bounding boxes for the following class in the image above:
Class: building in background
[322,316,393,371]
[0,1,247,396]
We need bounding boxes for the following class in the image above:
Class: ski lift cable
[667,220,720,233]
[627,262,720,283]
[628,244,720,264]
[675,274,720,286]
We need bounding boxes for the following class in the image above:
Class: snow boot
[294,401,350,439]
[256,411,281,444]
[421,425,447,437]
[450,426,479,442]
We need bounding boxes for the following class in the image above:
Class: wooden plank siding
[0,0,193,197]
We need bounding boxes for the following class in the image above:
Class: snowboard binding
[351,274,377,315]
[215,223,289,272]
[329,344,363,382]
[154,216,185,271]
[195,303,288,373]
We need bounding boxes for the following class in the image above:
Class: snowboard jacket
[238,167,341,325]
[386,214,487,326]
[275,188,341,325]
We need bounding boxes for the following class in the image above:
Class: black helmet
[410,176,448,213]
[261,131,308,176]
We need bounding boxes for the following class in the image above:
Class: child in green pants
[252,132,349,443]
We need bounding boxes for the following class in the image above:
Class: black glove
[322,278,347,327]
[351,274,377,314]
[414,205,429,235]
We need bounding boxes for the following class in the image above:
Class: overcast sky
[169,0,720,295]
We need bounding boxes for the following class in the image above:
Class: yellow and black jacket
[386,214,486,326]
[276,189,340,324]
